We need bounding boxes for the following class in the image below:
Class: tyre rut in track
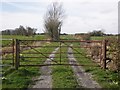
[32,47,59,88]
[67,45,101,88]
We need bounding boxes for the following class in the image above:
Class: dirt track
[30,44,101,88]
[68,46,101,88]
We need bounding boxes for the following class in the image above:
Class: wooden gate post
[15,39,20,70]
[103,40,107,69]
[12,39,15,66]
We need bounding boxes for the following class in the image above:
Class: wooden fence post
[12,39,15,66]
[15,39,20,70]
[103,40,107,69]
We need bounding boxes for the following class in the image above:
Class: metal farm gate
[14,39,107,70]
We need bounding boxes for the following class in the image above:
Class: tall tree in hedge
[44,2,65,41]
[26,26,37,36]
[89,30,105,36]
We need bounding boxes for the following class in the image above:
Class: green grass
[1,35,45,40]
[91,36,104,40]
[2,67,40,89]
[52,43,79,88]
[91,36,118,40]
[2,53,14,76]
[1,35,46,47]
[60,35,75,40]
[52,66,79,88]
[2,35,119,89]
[2,42,58,89]
[73,43,119,88]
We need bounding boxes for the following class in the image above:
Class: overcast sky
[0,0,119,34]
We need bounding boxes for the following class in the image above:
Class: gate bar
[20,64,99,67]
[19,39,102,43]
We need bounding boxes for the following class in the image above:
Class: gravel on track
[32,47,59,88]
[68,46,101,88]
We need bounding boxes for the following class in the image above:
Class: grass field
[1,35,119,89]
[1,34,74,47]
[1,35,46,47]
[91,36,118,40]
[1,35,45,40]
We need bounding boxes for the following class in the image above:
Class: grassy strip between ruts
[2,42,58,89]
[52,43,79,88]
[73,43,119,88]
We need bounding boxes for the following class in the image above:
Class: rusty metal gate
[14,39,107,70]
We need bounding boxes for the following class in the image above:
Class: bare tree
[44,2,65,41]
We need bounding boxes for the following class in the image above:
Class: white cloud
[61,1,118,34]
[1,12,44,33]
[62,14,118,34]
[2,0,119,3]
[1,0,118,34]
